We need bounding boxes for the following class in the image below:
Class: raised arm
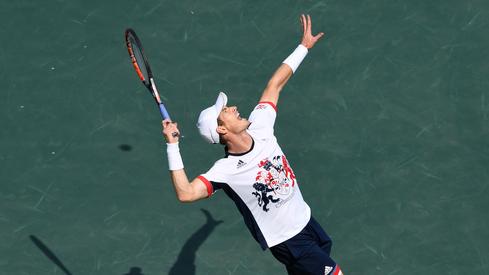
[259,14,324,106]
[162,120,209,202]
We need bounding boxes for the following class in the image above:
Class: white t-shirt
[198,102,311,249]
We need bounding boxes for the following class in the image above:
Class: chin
[241,119,251,129]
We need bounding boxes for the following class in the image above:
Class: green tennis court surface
[1,0,488,274]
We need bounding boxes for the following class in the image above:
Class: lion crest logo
[252,155,296,212]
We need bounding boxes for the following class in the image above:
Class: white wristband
[282,44,308,73]
[166,142,184,171]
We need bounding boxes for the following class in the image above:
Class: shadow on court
[124,267,145,275]
[168,209,223,275]
[29,209,222,275]
[29,235,74,275]
[30,234,147,275]
[118,144,133,152]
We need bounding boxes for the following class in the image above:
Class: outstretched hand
[300,14,324,49]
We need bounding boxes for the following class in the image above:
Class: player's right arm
[162,120,210,203]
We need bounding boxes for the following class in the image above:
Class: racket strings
[126,34,150,85]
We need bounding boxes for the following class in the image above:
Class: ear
[216,125,227,135]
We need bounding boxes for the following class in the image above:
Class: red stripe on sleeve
[258,101,277,112]
[197,175,213,197]
[333,265,341,275]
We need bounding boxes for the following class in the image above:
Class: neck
[225,131,253,155]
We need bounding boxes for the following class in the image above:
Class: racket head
[125,28,153,87]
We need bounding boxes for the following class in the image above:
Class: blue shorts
[270,217,340,275]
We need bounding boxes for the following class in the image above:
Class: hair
[219,136,225,145]
[217,118,224,126]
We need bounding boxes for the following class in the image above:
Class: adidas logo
[236,160,246,169]
[324,266,333,275]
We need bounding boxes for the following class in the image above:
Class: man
[162,14,343,275]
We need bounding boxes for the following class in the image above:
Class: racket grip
[158,103,180,138]
[158,103,171,120]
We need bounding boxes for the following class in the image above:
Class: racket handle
[158,104,179,138]
[158,103,171,120]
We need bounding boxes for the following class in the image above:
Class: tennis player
[162,14,343,275]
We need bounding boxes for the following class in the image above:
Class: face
[217,105,250,135]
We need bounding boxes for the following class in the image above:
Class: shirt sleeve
[198,160,229,197]
[247,102,277,138]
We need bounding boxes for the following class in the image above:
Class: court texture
[1,0,488,274]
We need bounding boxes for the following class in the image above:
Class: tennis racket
[125,28,172,120]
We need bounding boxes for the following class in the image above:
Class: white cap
[197,92,228,144]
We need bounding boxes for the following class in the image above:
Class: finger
[167,124,177,132]
[307,14,312,34]
[300,15,303,34]
[301,14,306,35]
[314,32,325,41]
[166,122,177,129]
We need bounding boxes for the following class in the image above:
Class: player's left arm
[259,14,324,106]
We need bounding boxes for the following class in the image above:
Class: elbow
[177,194,194,203]
[266,80,285,94]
